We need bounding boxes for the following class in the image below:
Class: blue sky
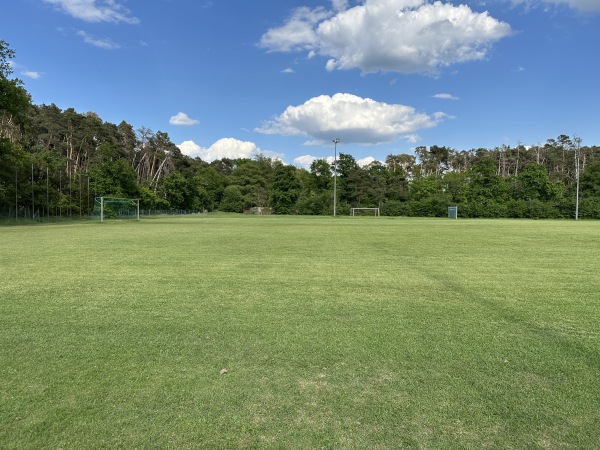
[5,0,600,167]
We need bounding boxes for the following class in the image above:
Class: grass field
[1,215,599,449]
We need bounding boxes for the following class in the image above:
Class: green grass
[1,215,599,449]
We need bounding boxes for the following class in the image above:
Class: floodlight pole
[31,164,34,220]
[333,138,340,217]
[574,136,581,221]
[15,167,18,221]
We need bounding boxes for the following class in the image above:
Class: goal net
[351,207,380,217]
[92,197,139,221]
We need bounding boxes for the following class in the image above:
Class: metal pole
[79,175,82,218]
[15,167,18,221]
[69,170,72,218]
[31,164,34,220]
[333,138,340,217]
[575,136,581,221]
[46,166,49,220]
[575,152,579,221]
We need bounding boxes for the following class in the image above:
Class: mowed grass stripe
[1,216,599,448]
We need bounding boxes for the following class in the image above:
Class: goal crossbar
[351,207,380,217]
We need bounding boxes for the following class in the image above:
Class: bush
[219,185,245,213]
[507,199,562,219]
[579,197,600,219]
[296,193,331,215]
[461,200,507,218]
[406,194,451,217]
[381,200,409,216]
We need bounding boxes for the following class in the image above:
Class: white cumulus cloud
[294,154,380,169]
[76,30,120,49]
[44,0,139,24]
[169,112,200,126]
[260,0,513,74]
[293,155,319,168]
[331,0,350,12]
[177,138,282,162]
[357,156,378,167]
[404,134,421,144]
[21,71,42,80]
[260,6,330,52]
[256,93,444,145]
[432,93,459,100]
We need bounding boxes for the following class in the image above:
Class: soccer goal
[351,207,380,217]
[92,197,140,222]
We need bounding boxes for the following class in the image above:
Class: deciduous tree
[270,165,300,214]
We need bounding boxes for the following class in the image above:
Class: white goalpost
[351,207,380,217]
[92,197,140,222]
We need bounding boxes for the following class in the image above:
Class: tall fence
[0,161,204,223]
[0,207,202,223]
[140,210,201,217]
[0,206,83,223]
[1,163,93,222]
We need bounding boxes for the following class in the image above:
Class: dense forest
[2,40,600,220]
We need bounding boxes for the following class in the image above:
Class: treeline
[2,40,600,220]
